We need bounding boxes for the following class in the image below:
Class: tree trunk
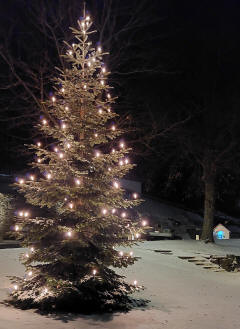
[201,163,215,242]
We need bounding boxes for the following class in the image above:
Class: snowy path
[1,240,240,329]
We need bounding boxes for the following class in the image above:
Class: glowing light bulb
[52,96,56,102]
[19,211,23,217]
[83,84,87,90]
[66,143,71,149]
[98,109,103,114]
[113,181,119,189]
[125,158,129,164]
[46,173,51,180]
[75,179,80,185]
[142,220,147,227]
[59,153,64,159]
[102,67,106,73]
[37,142,41,147]
[92,57,96,62]
[61,88,65,93]
[107,93,111,99]
[120,142,124,148]
[112,148,115,153]
[28,271,33,276]
[95,151,100,157]
[108,167,111,171]
[87,42,91,46]
[19,179,24,185]
[136,233,140,239]
[94,133,98,137]
[130,251,133,256]
[13,285,18,290]
[54,147,58,152]
[65,106,69,111]
[121,212,126,218]
[111,125,116,131]
[25,253,29,258]
[68,50,73,55]
[64,197,67,201]
[30,247,34,252]
[97,46,102,53]
[15,225,19,231]
[100,80,104,85]
[119,251,123,256]
[37,158,41,163]
[102,208,107,215]
[88,61,91,67]
[112,208,116,214]
[133,193,138,199]
[62,123,66,129]
[24,212,29,217]
[69,202,74,209]
[42,119,47,125]
[119,160,123,166]
[107,108,111,113]
[30,175,35,181]
[81,22,85,27]
[86,15,90,21]
[72,43,75,47]
[67,231,72,237]
[92,269,97,275]
[133,280,138,286]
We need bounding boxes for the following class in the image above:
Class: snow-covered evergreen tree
[10,12,144,312]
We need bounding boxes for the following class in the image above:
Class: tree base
[8,272,147,313]
[201,238,214,244]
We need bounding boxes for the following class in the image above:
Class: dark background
[1,0,240,215]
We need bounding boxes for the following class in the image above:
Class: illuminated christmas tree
[11,12,144,312]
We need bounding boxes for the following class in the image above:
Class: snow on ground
[138,197,203,225]
[1,240,240,328]
[136,197,204,239]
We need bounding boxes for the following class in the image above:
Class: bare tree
[0,0,165,163]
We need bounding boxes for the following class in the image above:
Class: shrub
[0,193,13,240]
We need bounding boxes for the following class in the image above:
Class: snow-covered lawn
[1,240,240,329]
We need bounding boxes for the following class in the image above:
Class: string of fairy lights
[11,13,147,295]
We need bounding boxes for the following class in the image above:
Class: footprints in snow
[152,251,225,272]
[178,255,225,272]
